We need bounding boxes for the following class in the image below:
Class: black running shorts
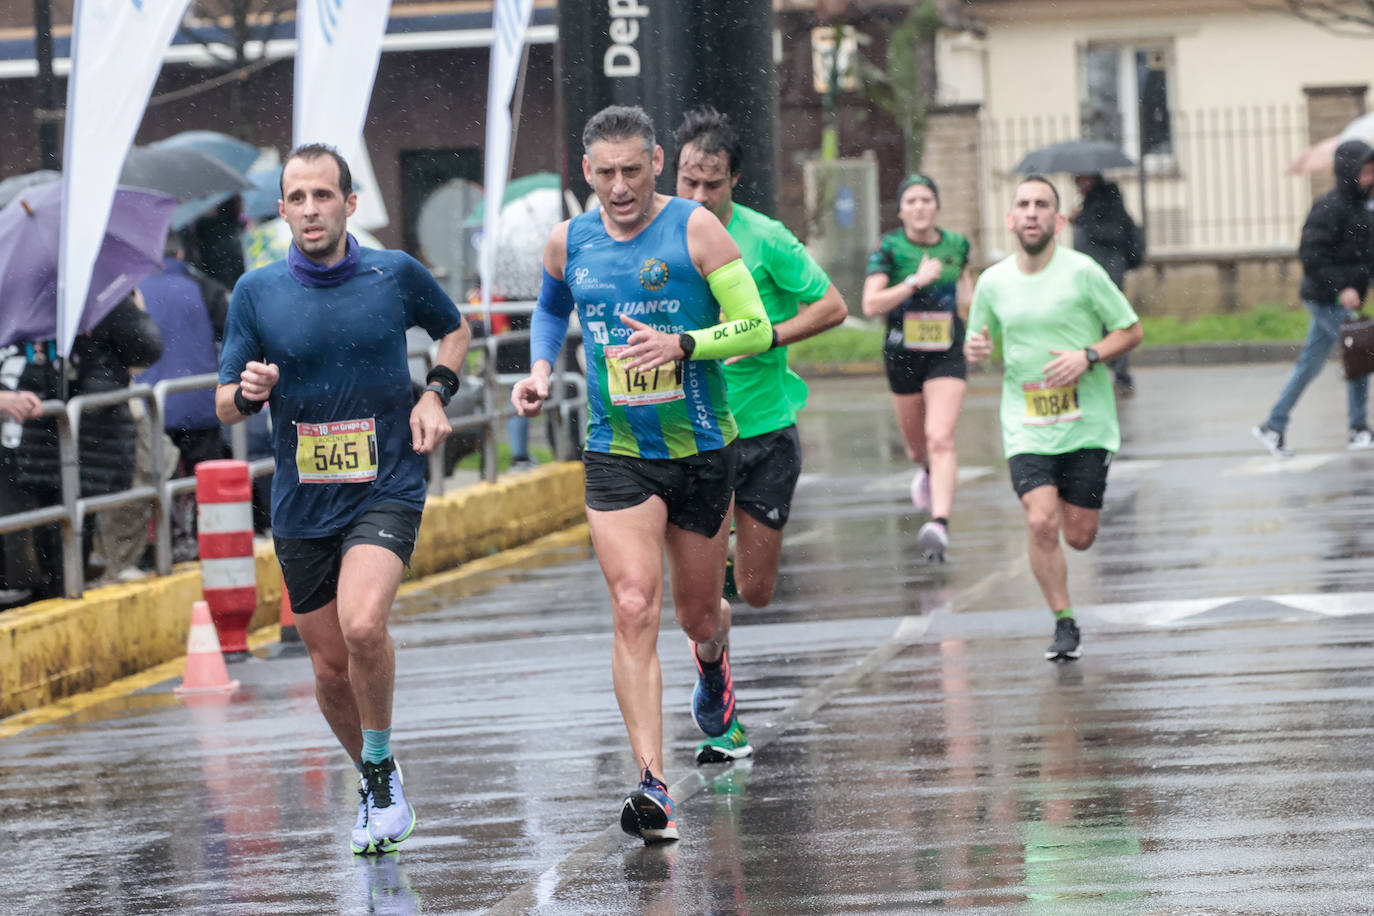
[1007,449,1113,510]
[274,501,423,615]
[883,344,967,395]
[733,425,803,531]
[583,442,739,538]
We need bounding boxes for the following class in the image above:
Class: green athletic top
[724,203,833,439]
[865,227,970,353]
[967,246,1139,457]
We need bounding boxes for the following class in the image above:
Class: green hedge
[787,303,1309,366]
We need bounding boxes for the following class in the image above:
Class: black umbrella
[119,145,254,201]
[1013,140,1135,175]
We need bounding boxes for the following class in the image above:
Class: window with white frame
[1080,42,1173,161]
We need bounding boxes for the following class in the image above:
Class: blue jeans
[1266,300,1368,433]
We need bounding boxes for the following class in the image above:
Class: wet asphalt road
[3,363,1374,915]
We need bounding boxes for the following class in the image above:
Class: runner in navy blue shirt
[217,144,470,855]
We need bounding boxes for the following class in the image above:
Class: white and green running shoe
[350,775,375,855]
[694,717,753,765]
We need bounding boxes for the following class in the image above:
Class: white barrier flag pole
[295,0,393,231]
[57,0,191,359]
[480,0,535,309]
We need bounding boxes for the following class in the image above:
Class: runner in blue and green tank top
[673,105,847,636]
[512,106,772,845]
[861,174,974,562]
[965,176,1142,663]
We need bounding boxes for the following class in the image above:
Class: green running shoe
[722,556,739,600]
[694,717,753,765]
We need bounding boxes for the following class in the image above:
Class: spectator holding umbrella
[1069,173,1143,394]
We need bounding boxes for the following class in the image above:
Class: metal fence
[978,104,1313,259]
[0,308,585,600]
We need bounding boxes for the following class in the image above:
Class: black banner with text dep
[557,0,777,214]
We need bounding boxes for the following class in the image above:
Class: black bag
[1340,316,1374,381]
[1125,222,1146,270]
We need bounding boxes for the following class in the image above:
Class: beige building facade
[959,0,1374,263]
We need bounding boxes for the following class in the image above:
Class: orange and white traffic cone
[174,600,241,697]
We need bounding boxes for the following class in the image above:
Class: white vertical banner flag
[480,0,535,305]
[295,0,393,231]
[58,0,190,358]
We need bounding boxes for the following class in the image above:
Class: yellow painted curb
[0,462,585,726]
[0,523,591,739]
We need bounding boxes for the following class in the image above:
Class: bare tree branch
[1248,0,1374,36]
[160,0,295,111]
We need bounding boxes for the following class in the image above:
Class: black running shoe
[1045,617,1082,661]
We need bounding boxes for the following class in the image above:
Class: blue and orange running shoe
[691,642,736,738]
[619,767,679,843]
[363,757,416,853]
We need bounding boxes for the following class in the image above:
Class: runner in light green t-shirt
[968,245,1139,457]
[675,109,847,759]
[965,176,1143,664]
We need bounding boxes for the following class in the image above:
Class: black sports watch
[1084,347,1101,367]
[423,382,452,407]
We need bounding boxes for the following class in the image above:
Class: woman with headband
[861,174,974,561]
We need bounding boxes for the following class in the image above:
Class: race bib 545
[296,418,378,483]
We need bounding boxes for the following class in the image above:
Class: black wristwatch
[678,333,696,360]
[1084,347,1100,367]
[423,382,452,407]
[233,386,265,416]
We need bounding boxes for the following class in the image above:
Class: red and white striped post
[195,460,257,659]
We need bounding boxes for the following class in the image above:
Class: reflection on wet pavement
[3,367,1374,914]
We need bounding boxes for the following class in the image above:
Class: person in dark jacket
[12,294,163,593]
[136,233,230,472]
[1253,139,1374,457]
[1071,174,1142,392]
[186,196,247,291]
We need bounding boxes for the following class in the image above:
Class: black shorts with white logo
[733,425,803,531]
[1007,449,1113,510]
[583,442,739,538]
[273,501,422,615]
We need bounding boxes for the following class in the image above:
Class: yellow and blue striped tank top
[565,197,737,459]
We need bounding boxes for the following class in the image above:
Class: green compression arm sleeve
[684,259,772,360]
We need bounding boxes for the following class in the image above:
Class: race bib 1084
[295,418,379,483]
[603,345,685,406]
[1022,381,1082,426]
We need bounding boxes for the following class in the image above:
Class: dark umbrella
[0,170,60,210]
[119,145,254,202]
[152,130,261,176]
[1013,140,1135,175]
[0,182,176,349]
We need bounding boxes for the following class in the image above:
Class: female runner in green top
[861,174,974,560]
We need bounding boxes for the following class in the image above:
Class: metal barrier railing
[0,320,585,599]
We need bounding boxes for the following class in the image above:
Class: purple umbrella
[0,182,176,349]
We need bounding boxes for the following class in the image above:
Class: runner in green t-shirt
[965,176,1142,662]
[861,174,974,561]
[673,107,846,761]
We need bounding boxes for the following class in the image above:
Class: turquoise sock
[361,728,392,764]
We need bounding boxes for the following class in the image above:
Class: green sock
[361,727,391,764]
[1053,607,1074,621]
